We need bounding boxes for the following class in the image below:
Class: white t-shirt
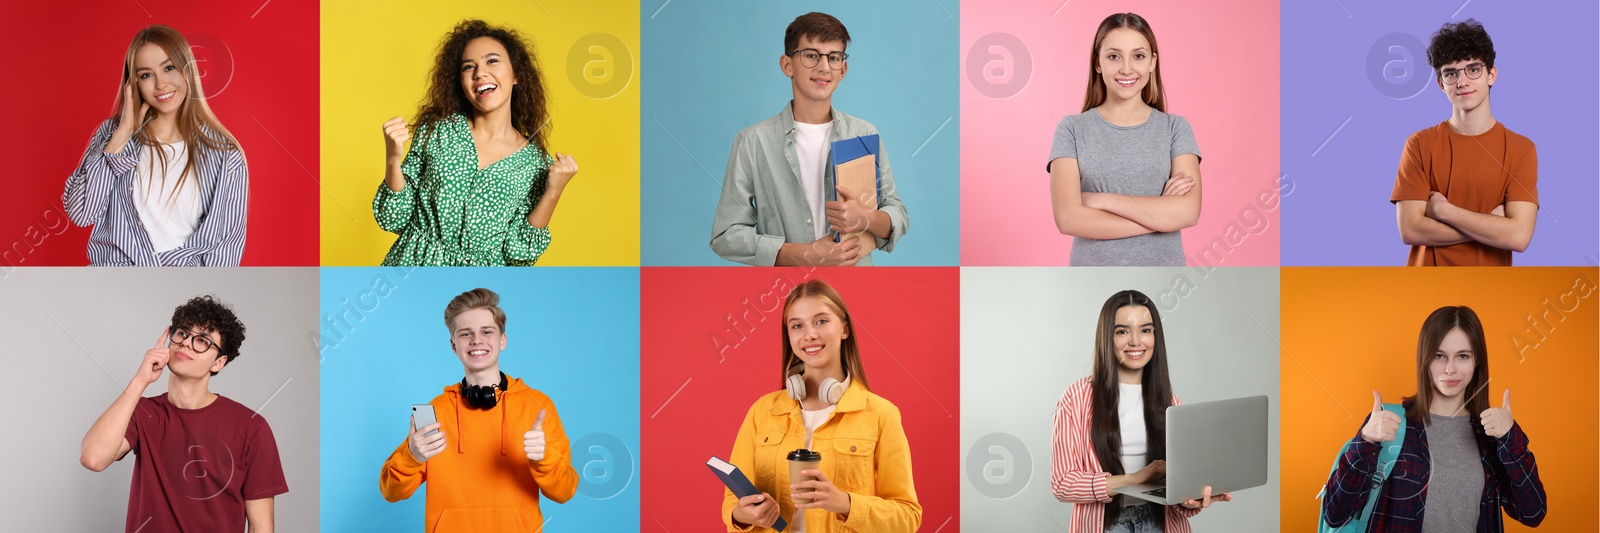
[793,121,834,240]
[793,376,849,533]
[1118,383,1148,479]
[132,141,202,254]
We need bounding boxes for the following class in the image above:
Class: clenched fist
[546,153,579,193]
[382,117,411,167]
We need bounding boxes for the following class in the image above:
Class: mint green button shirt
[711,103,910,266]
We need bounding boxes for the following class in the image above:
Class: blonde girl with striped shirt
[63,24,248,266]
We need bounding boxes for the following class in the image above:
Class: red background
[0,0,319,266]
[641,267,962,531]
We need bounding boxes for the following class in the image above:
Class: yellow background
[320,0,639,265]
[1281,267,1598,531]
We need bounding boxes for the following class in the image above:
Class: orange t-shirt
[1390,120,1538,266]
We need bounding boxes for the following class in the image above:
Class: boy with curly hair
[78,296,286,532]
[1392,19,1538,266]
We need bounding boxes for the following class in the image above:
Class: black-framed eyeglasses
[1440,63,1485,84]
[788,48,848,70]
[170,328,218,354]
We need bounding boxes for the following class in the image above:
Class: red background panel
[641,267,962,531]
[0,0,319,266]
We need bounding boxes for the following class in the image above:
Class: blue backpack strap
[1318,403,1407,532]
[1358,404,1407,520]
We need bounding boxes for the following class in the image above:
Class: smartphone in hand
[412,404,439,437]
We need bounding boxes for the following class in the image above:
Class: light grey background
[960,267,1280,531]
[0,268,319,531]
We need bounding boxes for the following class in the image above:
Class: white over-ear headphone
[786,367,847,405]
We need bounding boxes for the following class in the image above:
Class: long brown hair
[1404,306,1491,425]
[1089,290,1172,529]
[778,280,870,391]
[414,20,551,155]
[1080,13,1167,113]
[114,25,244,205]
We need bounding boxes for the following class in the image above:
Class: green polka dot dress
[372,114,553,266]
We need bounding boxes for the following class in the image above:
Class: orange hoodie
[380,376,579,532]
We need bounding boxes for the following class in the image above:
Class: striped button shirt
[1052,376,1202,533]
[63,117,247,266]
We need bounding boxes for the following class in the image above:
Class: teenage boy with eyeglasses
[79,296,286,532]
[710,12,910,267]
[1392,19,1538,266]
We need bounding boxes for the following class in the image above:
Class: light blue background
[318,267,640,531]
[640,0,962,265]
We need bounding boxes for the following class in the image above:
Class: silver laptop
[1110,395,1268,505]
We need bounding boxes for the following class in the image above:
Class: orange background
[1280,267,1598,531]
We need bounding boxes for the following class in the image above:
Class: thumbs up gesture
[1480,389,1514,439]
[524,409,548,461]
[1361,391,1402,444]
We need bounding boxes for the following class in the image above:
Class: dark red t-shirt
[122,393,288,532]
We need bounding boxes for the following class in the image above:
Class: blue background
[1281,0,1599,266]
[640,0,962,266]
[318,267,640,531]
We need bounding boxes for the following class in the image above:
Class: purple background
[1282,0,1598,266]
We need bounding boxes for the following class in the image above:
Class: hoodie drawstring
[500,392,510,456]
[453,391,466,454]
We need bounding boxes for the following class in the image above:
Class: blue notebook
[828,134,881,201]
[707,455,787,531]
[828,134,882,244]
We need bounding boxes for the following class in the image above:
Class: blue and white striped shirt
[63,117,248,266]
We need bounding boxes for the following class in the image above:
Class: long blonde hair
[778,280,870,391]
[114,25,245,205]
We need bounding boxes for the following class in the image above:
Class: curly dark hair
[1426,19,1495,82]
[170,295,246,376]
[414,19,551,155]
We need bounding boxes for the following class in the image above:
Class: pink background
[960,0,1280,266]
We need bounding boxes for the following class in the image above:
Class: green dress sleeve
[372,125,429,233]
[502,152,554,266]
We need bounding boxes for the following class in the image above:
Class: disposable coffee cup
[787,449,823,529]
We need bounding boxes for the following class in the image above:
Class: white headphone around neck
[786,368,847,405]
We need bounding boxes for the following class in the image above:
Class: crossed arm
[1050,153,1202,239]
[1395,194,1536,252]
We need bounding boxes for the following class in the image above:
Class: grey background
[960,267,1280,531]
[0,268,319,531]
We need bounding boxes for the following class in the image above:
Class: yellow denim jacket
[721,380,922,532]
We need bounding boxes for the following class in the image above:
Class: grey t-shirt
[1422,414,1483,533]
[1048,108,1200,266]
